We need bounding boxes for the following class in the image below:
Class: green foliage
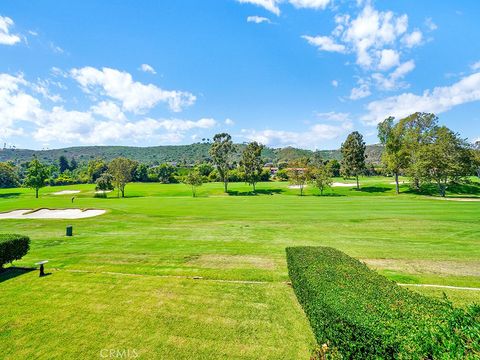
[209,133,234,192]
[309,161,333,195]
[54,170,77,186]
[23,157,50,198]
[286,246,480,359]
[88,158,108,183]
[0,234,30,269]
[241,141,265,191]
[95,173,114,192]
[108,157,137,197]
[196,163,214,177]
[0,162,19,188]
[341,131,366,189]
[378,117,409,194]
[182,169,204,197]
[58,155,70,173]
[275,168,289,181]
[288,158,309,196]
[156,163,178,184]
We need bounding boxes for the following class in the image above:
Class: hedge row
[0,234,30,268]
[286,246,480,359]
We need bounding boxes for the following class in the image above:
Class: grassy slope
[0,178,479,359]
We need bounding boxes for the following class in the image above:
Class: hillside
[0,143,383,165]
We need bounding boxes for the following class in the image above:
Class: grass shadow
[357,186,391,193]
[312,193,346,197]
[0,267,35,284]
[227,189,284,196]
[0,192,21,199]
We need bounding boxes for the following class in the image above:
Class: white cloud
[349,81,371,100]
[378,49,400,71]
[237,0,280,16]
[302,35,346,53]
[225,118,235,126]
[402,30,423,48]
[289,0,331,10]
[331,80,339,87]
[471,61,480,71]
[372,60,415,90]
[0,16,21,45]
[315,111,350,122]
[0,71,213,146]
[139,63,156,74]
[91,101,126,122]
[425,17,438,31]
[247,16,271,24]
[70,66,196,113]
[241,121,352,148]
[362,72,480,125]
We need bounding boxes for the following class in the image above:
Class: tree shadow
[356,186,391,193]
[0,192,21,199]
[227,188,284,196]
[0,267,36,284]
[405,183,480,197]
[312,193,345,197]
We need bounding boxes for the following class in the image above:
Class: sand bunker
[288,184,307,189]
[95,190,112,194]
[432,197,480,202]
[52,190,80,195]
[332,182,357,187]
[0,209,106,219]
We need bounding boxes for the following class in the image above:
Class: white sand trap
[288,184,307,189]
[52,190,80,195]
[95,190,112,194]
[0,209,106,219]
[389,181,409,185]
[431,197,480,202]
[332,182,357,187]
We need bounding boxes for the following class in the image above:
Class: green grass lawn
[1,178,479,359]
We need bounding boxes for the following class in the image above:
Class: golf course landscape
[1,178,479,359]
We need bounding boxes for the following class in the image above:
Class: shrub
[0,234,30,269]
[286,246,480,359]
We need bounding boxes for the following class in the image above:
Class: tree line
[0,112,478,198]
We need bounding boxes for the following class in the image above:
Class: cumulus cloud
[303,3,423,91]
[362,72,480,125]
[247,15,271,24]
[331,80,339,87]
[0,16,21,45]
[237,0,281,16]
[425,17,438,31]
[315,111,350,122]
[289,0,331,10]
[0,71,214,145]
[302,35,346,53]
[225,118,235,126]
[139,63,156,74]
[471,61,480,71]
[241,121,352,148]
[70,66,196,113]
[402,30,423,48]
[372,60,415,90]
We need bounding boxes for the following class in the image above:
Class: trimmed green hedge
[0,234,30,268]
[286,246,480,359]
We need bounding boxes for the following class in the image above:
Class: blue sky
[0,0,479,150]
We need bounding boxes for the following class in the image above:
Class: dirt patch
[52,190,81,195]
[0,208,106,219]
[363,258,480,277]
[187,254,275,270]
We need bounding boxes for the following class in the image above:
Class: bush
[0,234,30,269]
[286,246,480,359]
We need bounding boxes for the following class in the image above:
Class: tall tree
[378,117,409,194]
[0,162,19,188]
[58,155,70,173]
[69,157,78,171]
[288,158,309,196]
[399,112,438,190]
[419,126,472,197]
[341,131,366,190]
[182,169,203,197]
[88,159,108,183]
[24,157,49,198]
[309,160,333,196]
[474,141,480,178]
[241,141,264,192]
[108,157,137,198]
[209,133,233,192]
[95,173,114,192]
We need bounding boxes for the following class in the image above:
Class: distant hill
[0,143,383,165]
